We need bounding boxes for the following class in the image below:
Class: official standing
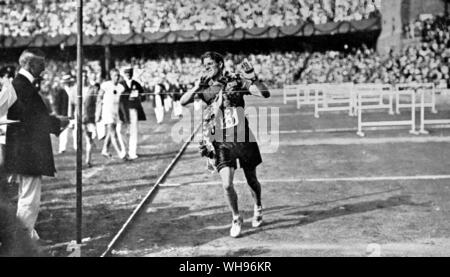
[4,49,69,242]
[119,67,146,160]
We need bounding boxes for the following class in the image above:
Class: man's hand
[198,75,211,88]
[57,116,70,130]
[199,143,209,157]
[199,143,214,159]
[68,119,76,129]
[239,59,257,81]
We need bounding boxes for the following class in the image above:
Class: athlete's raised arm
[239,59,270,98]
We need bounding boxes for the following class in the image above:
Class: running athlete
[181,52,270,238]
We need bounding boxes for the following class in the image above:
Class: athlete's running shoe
[230,216,243,238]
[252,206,263,228]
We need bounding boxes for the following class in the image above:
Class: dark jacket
[5,74,61,177]
[119,79,146,123]
[82,84,99,124]
[51,87,69,116]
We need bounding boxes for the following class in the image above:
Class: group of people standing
[50,66,147,166]
[0,52,148,249]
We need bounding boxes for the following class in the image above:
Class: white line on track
[272,124,450,134]
[177,175,450,187]
[279,136,450,146]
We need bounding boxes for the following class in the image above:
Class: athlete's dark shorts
[213,141,262,172]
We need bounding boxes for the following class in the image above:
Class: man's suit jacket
[119,80,146,123]
[5,74,61,177]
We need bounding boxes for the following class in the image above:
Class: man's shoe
[119,152,128,161]
[252,206,263,228]
[101,151,112,158]
[230,216,243,238]
[128,154,138,160]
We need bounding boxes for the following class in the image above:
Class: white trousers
[16,174,42,241]
[116,109,139,157]
[116,122,127,156]
[154,94,164,124]
[173,101,183,117]
[128,109,139,157]
[58,127,68,153]
[59,126,77,152]
[164,96,172,112]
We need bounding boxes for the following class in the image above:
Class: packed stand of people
[403,14,450,40]
[0,0,381,37]
[2,44,450,107]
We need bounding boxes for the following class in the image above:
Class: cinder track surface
[111,95,450,257]
[4,94,450,256]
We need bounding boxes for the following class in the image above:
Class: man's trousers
[16,174,42,241]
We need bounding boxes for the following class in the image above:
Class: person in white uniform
[96,68,126,160]
[0,69,17,172]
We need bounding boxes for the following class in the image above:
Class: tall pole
[104,45,111,79]
[76,0,83,246]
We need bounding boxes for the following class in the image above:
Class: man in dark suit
[118,67,146,160]
[5,49,69,242]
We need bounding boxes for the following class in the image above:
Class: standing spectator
[4,49,69,242]
[63,75,78,151]
[118,66,146,160]
[81,70,99,167]
[171,78,184,118]
[96,68,126,160]
[51,77,69,154]
[0,67,17,173]
[153,78,165,124]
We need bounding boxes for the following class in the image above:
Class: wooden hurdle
[395,83,437,114]
[283,84,300,108]
[353,84,394,115]
[418,89,450,134]
[357,89,418,137]
[314,83,355,118]
[297,84,325,110]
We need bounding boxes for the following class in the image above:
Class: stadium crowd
[403,14,450,40]
[0,0,381,37]
[2,6,450,103]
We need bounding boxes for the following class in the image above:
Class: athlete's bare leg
[243,167,262,207]
[218,166,239,217]
[243,166,263,227]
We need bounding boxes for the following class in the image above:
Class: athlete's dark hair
[201,51,224,70]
